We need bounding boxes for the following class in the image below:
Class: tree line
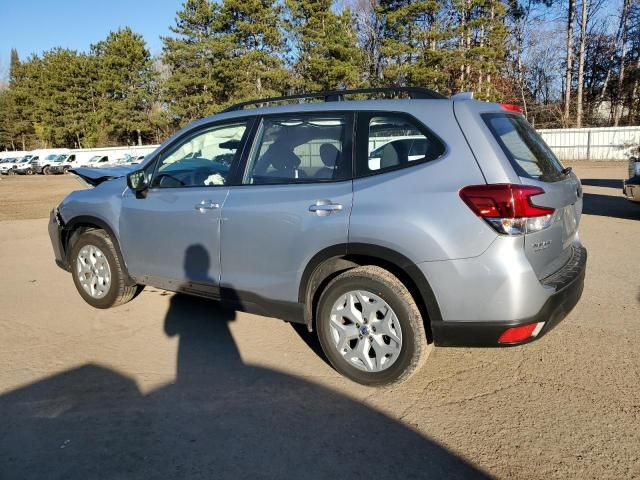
[0,0,638,150]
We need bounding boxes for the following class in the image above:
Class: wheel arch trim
[62,215,133,283]
[299,243,443,329]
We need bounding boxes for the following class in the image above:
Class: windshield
[483,113,564,182]
[45,154,58,160]
[88,155,102,162]
[54,155,68,162]
[20,156,32,163]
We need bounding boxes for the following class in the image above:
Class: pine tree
[214,0,290,104]
[92,28,155,145]
[9,53,42,148]
[0,89,17,150]
[9,49,20,82]
[377,0,451,91]
[161,0,224,126]
[286,0,363,91]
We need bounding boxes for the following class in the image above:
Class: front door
[119,120,251,296]
[220,112,354,304]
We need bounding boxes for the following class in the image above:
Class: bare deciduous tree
[576,0,588,127]
[564,0,576,126]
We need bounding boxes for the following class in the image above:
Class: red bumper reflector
[498,322,544,344]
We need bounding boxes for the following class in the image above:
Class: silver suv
[49,88,587,385]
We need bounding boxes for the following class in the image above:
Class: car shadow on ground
[580,178,623,189]
[0,246,489,479]
[582,192,640,220]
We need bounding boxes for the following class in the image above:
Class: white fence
[538,126,640,161]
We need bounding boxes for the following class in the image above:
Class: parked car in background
[49,154,77,174]
[84,155,110,167]
[0,151,28,161]
[0,156,23,175]
[97,154,144,169]
[49,87,587,385]
[14,155,37,175]
[623,156,640,203]
[30,149,71,174]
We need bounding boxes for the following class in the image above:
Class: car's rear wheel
[316,266,430,386]
[69,230,141,309]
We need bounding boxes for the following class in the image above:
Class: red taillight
[459,184,554,219]
[498,322,545,343]
[460,184,555,235]
[500,103,523,113]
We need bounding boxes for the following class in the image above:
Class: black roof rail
[221,87,447,113]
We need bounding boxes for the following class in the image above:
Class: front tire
[69,230,141,309]
[43,166,51,175]
[316,266,430,386]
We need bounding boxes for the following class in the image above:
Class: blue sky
[0,0,180,75]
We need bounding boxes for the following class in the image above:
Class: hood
[70,165,136,187]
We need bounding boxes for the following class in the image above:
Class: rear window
[483,113,564,182]
[359,114,446,176]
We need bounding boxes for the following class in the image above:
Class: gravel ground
[0,163,638,479]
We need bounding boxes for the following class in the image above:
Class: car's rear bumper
[49,209,69,272]
[431,245,587,347]
[623,178,640,202]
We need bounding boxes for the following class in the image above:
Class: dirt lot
[0,163,638,479]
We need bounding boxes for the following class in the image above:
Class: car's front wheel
[69,230,141,309]
[316,266,431,386]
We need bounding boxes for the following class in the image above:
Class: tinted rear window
[483,113,564,182]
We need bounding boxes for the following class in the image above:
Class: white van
[30,148,71,174]
[0,151,28,160]
[0,154,26,174]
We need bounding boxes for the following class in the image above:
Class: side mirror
[127,169,149,198]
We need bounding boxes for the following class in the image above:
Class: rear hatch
[483,112,583,280]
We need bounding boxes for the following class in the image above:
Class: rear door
[220,112,354,304]
[483,113,583,279]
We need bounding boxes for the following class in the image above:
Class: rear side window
[243,113,352,185]
[357,114,445,177]
[483,113,564,182]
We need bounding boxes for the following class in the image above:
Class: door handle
[309,200,343,216]
[195,200,220,212]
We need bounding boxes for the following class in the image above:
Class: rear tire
[316,266,430,386]
[69,230,141,309]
